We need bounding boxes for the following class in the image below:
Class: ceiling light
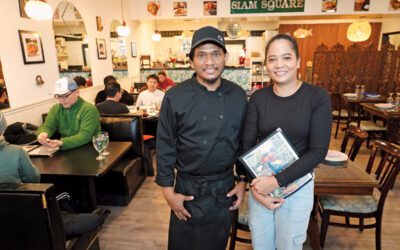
[347,20,371,42]
[117,0,130,37]
[24,0,53,20]
[117,21,130,37]
[152,31,161,41]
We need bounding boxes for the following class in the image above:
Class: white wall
[0,0,134,124]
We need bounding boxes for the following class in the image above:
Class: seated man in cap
[96,81,129,114]
[0,111,40,183]
[36,77,100,150]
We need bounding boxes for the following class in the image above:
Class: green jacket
[0,136,40,183]
[36,97,101,150]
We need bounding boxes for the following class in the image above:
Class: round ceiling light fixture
[24,0,53,20]
[347,20,372,42]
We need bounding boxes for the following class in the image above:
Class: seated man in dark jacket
[95,75,133,105]
[96,81,129,114]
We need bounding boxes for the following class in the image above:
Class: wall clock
[226,23,241,39]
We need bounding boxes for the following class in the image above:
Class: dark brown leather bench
[95,114,146,206]
[0,183,101,250]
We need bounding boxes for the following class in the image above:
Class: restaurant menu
[23,145,59,157]
[239,128,313,198]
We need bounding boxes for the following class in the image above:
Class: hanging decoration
[347,20,372,42]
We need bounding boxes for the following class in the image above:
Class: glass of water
[92,134,106,160]
[100,132,110,156]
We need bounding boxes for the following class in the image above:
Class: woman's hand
[251,187,284,210]
[251,176,280,196]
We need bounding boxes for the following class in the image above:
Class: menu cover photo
[239,128,313,198]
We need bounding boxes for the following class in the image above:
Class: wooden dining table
[31,141,132,212]
[308,160,378,250]
[361,103,400,143]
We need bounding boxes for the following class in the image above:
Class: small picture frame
[203,1,217,16]
[18,0,30,18]
[131,42,137,58]
[96,38,107,59]
[96,16,103,31]
[18,30,45,64]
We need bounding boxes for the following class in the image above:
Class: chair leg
[376,217,382,250]
[367,135,371,149]
[320,211,330,248]
[229,210,239,250]
[345,216,350,225]
[334,119,340,139]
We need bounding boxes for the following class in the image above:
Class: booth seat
[95,114,146,206]
[0,183,101,250]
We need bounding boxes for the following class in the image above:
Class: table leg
[386,119,398,143]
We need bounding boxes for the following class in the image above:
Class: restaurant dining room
[1,0,400,249]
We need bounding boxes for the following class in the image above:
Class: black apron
[168,170,235,250]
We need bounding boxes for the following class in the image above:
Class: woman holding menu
[242,34,332,249]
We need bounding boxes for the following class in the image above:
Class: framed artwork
[18,30,45,64]
[354,0,370,11]
[204,1,217,16]
[322,0,337,13]
[173,1,187,16]
[96,16,103,31]
[389,0,400,11]
[96,38,107,59]
[131,42,137,58]
[18,0,29,18]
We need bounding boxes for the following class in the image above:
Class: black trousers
[168,171,235,250]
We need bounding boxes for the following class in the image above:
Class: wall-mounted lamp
[24,0,53,20]
[35,75,44,85]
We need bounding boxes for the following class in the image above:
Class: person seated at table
[86,73,93,87]
[96,81,129,114]
[73,76,87,89]
[157,70,175,91]
[1,112,110,236]
[0,84,10,109]
[36,77,101,150]
[95,75,133,105]
[135,74,165,107]
[0,111,40,183]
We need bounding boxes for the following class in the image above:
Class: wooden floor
[99,124,400,249]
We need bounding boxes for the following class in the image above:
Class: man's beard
[201,66,223,84]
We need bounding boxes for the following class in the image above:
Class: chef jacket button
[217,92,222,97]
[219,114,224,120]
[203,116,207,121]
[219,138,225,142]
[203,140,208,145]
[218,161,224,166]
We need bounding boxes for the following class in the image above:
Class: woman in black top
[243,34,332,249]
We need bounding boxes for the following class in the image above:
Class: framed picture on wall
[18,30,45,64]
[18,0,30,18]
[131,42,137,58]
[96,16,103,31]
[96,38,107,59]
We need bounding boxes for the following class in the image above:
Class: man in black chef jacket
[156,26,248,250]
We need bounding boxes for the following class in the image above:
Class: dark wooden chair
[347,101,386,148]
[318,140,400,250]
[0,183,101,250]
[340,125,369,161]
[95,114,146,206]
[229,188,251,250]
[331,93,350,138]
